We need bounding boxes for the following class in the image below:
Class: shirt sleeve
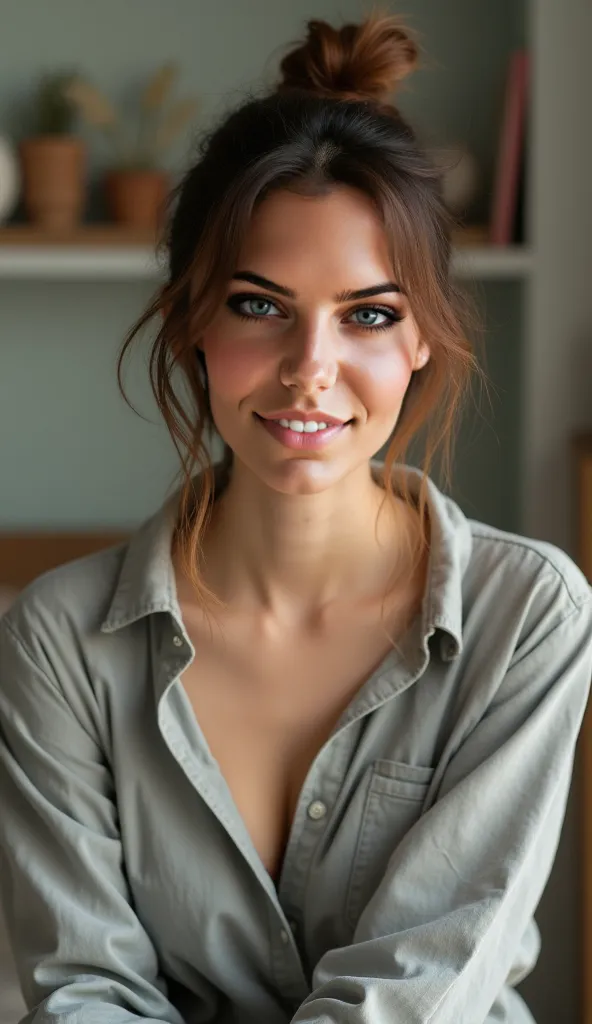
[291,593,592,1024]
[0,615,186,1024]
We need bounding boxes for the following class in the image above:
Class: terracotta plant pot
[105,169,169,230]
[20,136,86,230]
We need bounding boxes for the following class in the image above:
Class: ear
[412,341,430,372]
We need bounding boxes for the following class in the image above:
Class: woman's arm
[0,615,185,1024]
[290,587,592,1024]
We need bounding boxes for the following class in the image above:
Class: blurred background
[0,1,591,1022]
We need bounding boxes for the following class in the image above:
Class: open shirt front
[1,460,591,1024]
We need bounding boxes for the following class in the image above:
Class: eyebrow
[231,270,402,302]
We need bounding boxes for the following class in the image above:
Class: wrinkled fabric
[1,460,591,1024]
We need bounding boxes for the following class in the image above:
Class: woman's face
[197,185,430,494]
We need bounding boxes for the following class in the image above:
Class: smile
[254,413,352,450]
[276,418,331,433]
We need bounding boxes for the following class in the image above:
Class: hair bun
[278,11,419,106]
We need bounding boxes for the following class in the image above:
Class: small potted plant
[65,63,199,231]
[20,71,86,230]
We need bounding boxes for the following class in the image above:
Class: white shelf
[0,245,164,280]
[451,245,533,279]
[0,244,533,281]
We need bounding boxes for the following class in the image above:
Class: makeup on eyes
[225,292,406,333]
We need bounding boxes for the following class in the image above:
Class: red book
[489,50,530,245]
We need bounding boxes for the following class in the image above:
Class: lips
[255,413,351,451]
[256,411,351,427]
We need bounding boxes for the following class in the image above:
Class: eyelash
[225,293,405,333]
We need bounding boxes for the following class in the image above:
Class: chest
[178,612,401,885]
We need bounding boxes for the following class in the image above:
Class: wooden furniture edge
[0,532,129,590]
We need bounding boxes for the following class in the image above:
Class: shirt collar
[101,459,471,660]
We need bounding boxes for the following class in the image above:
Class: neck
[193,458,418,625]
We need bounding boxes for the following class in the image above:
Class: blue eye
[345,305,405,332]
[348,307,402,330]
[227,295,282,320]
[226,293,405,332]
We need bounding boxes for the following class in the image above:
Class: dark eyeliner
[350,304,405,332]
[225,293,405,332]
[226,293,283,321]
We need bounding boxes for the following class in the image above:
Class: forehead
[236,186,393,279]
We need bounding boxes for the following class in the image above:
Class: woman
[1,13,591,1024]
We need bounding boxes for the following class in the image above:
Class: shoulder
[457,514,592,671]
[466,516,591,612]
[1,540,129,670]
[411,465,589,615]
[422,470,591,672]
[422,468,591,626]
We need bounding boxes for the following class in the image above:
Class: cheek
[349,345,415,417]
[201,332,271,402]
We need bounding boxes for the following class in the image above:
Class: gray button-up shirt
[1,460,591,1024]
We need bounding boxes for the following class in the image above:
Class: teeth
[278,419,330,432]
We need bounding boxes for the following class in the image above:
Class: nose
[278,318,338,395]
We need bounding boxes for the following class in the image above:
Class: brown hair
[118,9,482,617]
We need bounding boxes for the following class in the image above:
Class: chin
[264,459,347,495]
[237,442,376,497]
[218,414,389,495]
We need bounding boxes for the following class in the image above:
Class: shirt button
[280,928,289,943]
[307,799,327,820]
[172,635,183,647]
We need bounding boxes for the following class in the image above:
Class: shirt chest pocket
[345,758,434,930]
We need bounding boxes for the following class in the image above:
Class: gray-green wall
[0,0,522,528]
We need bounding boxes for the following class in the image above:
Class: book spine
[489,50,530,245]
